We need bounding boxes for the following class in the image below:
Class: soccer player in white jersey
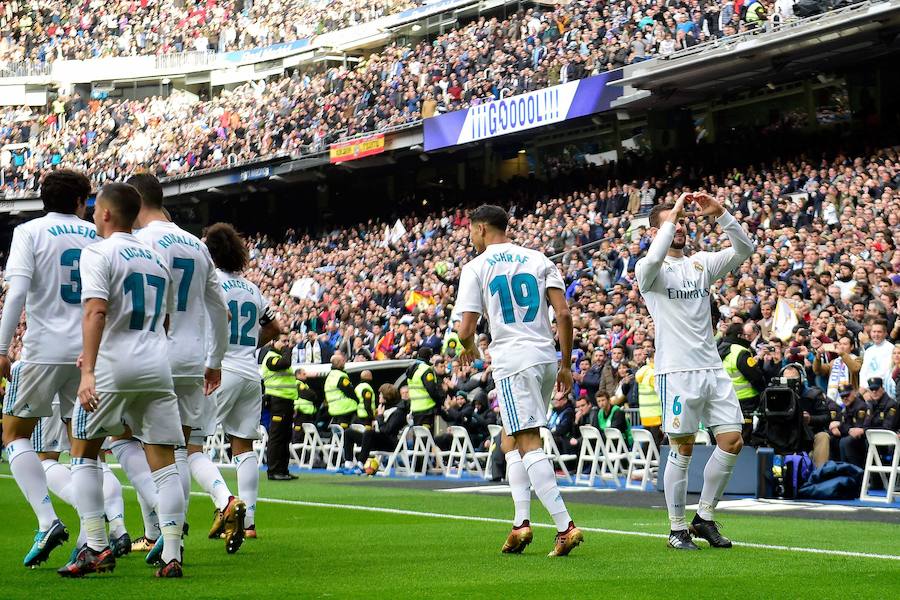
[128,173,233,557]
[454,205,583,557]
[196,223,280,543]
[0,170,96,568]
[635,191,754,551]
[60,183,185,578]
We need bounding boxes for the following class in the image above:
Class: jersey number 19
[489,273,540,324]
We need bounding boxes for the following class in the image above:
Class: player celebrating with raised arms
[635,191,754,551]
[454,205,582,557]
[60,183,185,578]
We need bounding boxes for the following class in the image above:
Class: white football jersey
[636,212,754,375]
[135,221,228,378]
[79,232,175,392]
[455,242,564,379]
[3,212,97,363]
[216,270,273,381]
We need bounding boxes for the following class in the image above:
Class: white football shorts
[71,390,184,446]
[214,370,263,440]
[3,362,79,420]
[496,362,556,435]
[655,368,743,437]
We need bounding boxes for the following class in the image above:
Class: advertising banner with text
[423,71,622,151]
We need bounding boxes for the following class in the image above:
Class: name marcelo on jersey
[222,279,253,293]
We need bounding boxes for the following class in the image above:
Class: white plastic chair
[694,429,712,445]
[407,426,446,477]
[483,424,503,480]
[860,429,900,504]
[626,428,660,491]
[324,425,345,471]
[540,428,577,482]
[602,427,630,480]
[371,426,412,477]
[250,425,268,465]
[207,425,230,464]
[291,423,325,469]
[444,426,484,479]
[575,425,608,487]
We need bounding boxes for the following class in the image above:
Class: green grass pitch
[1,465,898,599]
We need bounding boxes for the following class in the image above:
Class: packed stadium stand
[0,0,887,194]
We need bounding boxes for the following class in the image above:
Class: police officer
[354,370,376,429]
[324,351,358,428]
[262,335,298,481]
[291,368,318,444]
[718,323,766,444]
[839,377,898,467]
[825,384,863,460]
[406,347,443,429]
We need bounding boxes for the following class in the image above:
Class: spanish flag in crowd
[772,297,799,342]
[405,289,435,312]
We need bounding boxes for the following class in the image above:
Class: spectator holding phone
[813,336,861,405]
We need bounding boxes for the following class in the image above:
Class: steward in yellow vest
[261,339,299,480]
[292,368,318,443]
[324,351,358,427]
[634,357,663,446]
[355,370,377,428]
[406,347,443,429]
[717,324,766,441]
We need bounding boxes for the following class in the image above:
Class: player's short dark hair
[649,202,674,229]
[205,222,249,273]
[41,169,91,214]
[126,173,164,209]
[469,204,509,232]
[97,182,141,227]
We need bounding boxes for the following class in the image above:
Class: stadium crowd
[1,0,805,195]
[229,145,900,464]
[0,0,419,63]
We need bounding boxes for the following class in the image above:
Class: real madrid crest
[692,261,704,272]
[672,416,681,429]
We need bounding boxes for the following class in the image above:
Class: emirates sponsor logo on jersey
[666,287,710,300]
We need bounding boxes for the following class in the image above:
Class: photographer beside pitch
[636,191,754,551]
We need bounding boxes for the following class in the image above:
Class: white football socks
[505,450,531,527]
[71,458,107,552]
[6,439,57,530]
[664,450,692,531]
[101,462,128,539]
[697,447,739,522]
[188,451,232,511]
[235,451,259,528]
[521,449,571,532]
[152,464,185,565]
[110,439,160,539]
[42,458,76,506]
[174,447,191,517]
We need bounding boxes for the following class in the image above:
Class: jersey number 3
[60,248,82,304]
[489,273,540,324]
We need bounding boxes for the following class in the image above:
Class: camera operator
[838,378,898,468]
[757,364,830,465]
[718,323,766,444]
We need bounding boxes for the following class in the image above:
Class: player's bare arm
[547,287,573,395]
[78,297,107,413]
[457,311,480,366]
[635,192,689,289]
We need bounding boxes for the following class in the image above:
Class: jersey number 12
[228,300,258,347]
[489,273,540,324]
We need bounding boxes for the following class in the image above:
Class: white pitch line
[2,473,898,562]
